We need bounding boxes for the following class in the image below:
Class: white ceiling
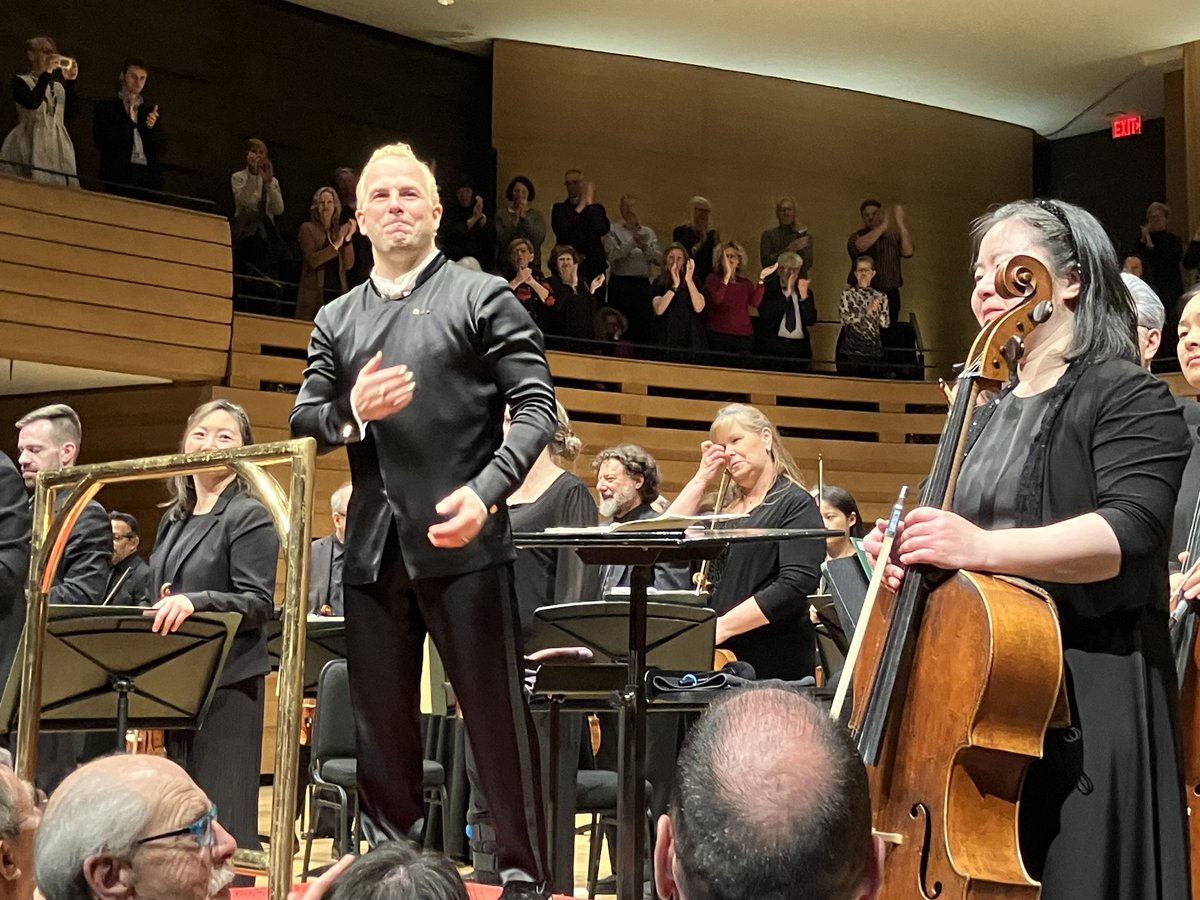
[291,0,1200,137]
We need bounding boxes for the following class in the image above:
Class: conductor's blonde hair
[356,142,439,207]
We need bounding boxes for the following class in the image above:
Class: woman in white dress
[1,36,79,186]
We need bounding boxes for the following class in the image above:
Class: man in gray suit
[309,482,351,616]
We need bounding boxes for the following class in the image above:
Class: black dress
[508,471,598,641]
[651,274,705,353]
[952,361,1191,899]
[543,276,597,341]
[709,477,823,681]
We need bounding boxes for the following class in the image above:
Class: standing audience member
[92,57,166,199]
[230,138,285,278]
[0,453,30,703]
[846,199,914,322]
[651,244,706,355]
[495,176,547,274]
[552,169,610,283]
[334,167,372,287]
[0,763,40,900]
[704,241,766,359]
[309,482,351,617]
[755,251,816,371]
[603,193,662,343]
[545,245,604,345]
[148,400,279,877]
[667,404,824,681]
[760,196,813,272]
[290,141,554,898]
[654,685,883,900]
[1138,202,1184,309]
[1,37,78,186]
[837,256,889,377]
[439,177,494,267]
[104,512,151,606]
[502,238,551,324]
[1122,272,1164,371]
[34,755,237,900]
[673,197,719,287]
[296,186,356,321]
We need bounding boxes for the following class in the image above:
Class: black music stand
[513,527,837,900]
[266,617,347,694]
[0,606,240,752]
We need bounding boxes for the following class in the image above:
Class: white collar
[370,247,440,300]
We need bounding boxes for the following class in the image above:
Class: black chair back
[311,658,356,764]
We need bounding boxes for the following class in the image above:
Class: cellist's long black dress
[952,359,1191,899]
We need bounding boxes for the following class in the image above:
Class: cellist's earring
[1032,300,1053,323]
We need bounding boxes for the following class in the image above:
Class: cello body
[859,572,1062,899]
[1175,604,1200,895]
[845,256,1066,899]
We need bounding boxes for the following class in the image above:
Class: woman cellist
[866,199,1191,898]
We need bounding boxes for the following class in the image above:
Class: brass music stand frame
[17,439,317,900]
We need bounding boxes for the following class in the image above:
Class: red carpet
[232,884,574,899]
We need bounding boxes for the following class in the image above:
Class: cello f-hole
[911,803,943,900]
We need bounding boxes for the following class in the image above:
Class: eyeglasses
[135,803,217,849]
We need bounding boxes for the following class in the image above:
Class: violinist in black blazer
[291,142,556,894]
[148,400,278,864]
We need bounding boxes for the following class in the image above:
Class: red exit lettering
[1112,114,1142,139]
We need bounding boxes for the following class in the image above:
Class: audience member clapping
[651,243,706,353]
[673,196,719,286]
[1137,201,1184,309]
[760,196,813,272]
[334,166,371,286]
[703,241,765,358]
[551,169,609,284]
[755,250,816,371]
[495,176,547,273]
[2,37,78,186]
[34,754,237,900]
[231,138,286,278]
[439,176,494,267]
[837,256,889,377]
[296,186,356,320]
[603,193,662,343]
[93,57,166,199]
[846,199,913,322]
[0,764,39,900]
[503,237,551,322]
[545,244,604,343]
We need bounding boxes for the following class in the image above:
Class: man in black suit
[308,481,351,616]
[291,142,556,899]
[0,452,31,705]
[92,58,167,199]
[16,404,112,790]
[104,511,151,606]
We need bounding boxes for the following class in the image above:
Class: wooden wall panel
[492,41,1033,372]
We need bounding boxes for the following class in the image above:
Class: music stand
[0,606,241,752]
[529,601,715,670]
[266,617,347,694]
[514,526,838,900]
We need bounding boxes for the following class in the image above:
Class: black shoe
[498,880,552,900]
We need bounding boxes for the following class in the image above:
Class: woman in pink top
[704,240,766,358]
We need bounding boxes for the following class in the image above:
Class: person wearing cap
[673,196,720,286]
[1122,272,1164,370]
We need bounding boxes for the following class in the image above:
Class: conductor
[290,142,555,898]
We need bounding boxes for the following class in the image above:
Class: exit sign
[1112,114,1142,139]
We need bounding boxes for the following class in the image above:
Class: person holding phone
[1,36,78,186]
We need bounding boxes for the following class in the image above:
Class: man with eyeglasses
[35,754,237,900]
[104,512,151,607]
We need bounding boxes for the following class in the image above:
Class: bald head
[658,686,875,900]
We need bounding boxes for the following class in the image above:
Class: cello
[1172,488,1200,893]
[846,255,1066,899]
